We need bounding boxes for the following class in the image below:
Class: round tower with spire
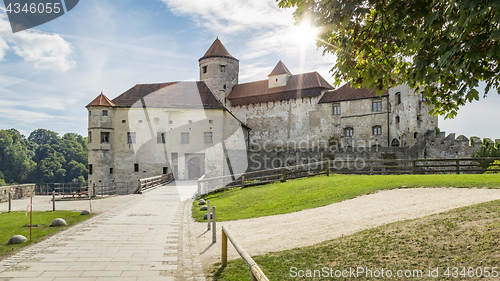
[199,38,239,106]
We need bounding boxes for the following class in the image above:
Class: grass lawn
[213,200,500,280]
[0,211,93,259]
[193,173,500,222]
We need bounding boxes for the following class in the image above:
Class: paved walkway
[0,181,205,281]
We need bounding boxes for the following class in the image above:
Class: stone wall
[245,130,500,172]
[0,184,35,203]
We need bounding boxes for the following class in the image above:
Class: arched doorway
[391,138,400,147]
[187,157,204,179]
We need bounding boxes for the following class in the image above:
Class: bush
[486,160,500,174]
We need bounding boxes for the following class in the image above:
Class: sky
[0,0,499,140]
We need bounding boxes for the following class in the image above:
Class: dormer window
[202,66,207,73]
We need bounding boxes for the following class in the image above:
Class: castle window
[89,111,91,116]
[414,132,418,138]
[88,131,92,143]
[102,110,108,116]
[372,126,382,135]
[127,132,136,143]
[391,138,400,147]
[333,104,341,115]
[134,164,139,172]
[396,92,401,104]
[220,65,226,72]
[202,66,207,73]
[204,132,213,143]
[163,167,168,174]
[109,168,113,174]
[88,164,93,175]
[209,119,213,124]
[345,127,354,137]
[169,120,173,124]
[396,116,400,123]
[372,100,382,112]
[100,132,110,143]
[223,85,226,90]
[157,132,166,143]
[122,120,126,123]
[181,132,190,143]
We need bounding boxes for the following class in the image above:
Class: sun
[291,21,319,48]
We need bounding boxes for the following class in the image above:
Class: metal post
[52,191,55,211]
[8,192,11,212]
[221,230,228,267]
[212,206,216,244]
[207,200,211,230]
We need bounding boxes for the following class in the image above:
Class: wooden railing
[135,173,174,194]
[221,225,269,281]
[197,158,500,195]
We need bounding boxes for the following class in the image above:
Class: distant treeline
[0,129,88,186]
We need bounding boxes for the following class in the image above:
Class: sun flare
[291,21,319,47]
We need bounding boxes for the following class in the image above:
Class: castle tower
[86,93,115,194]
[199,38,239,106]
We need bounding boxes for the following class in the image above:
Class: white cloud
[162,0,293,34]
[0,10,75,71]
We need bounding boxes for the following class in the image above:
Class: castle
[86,39,440,191]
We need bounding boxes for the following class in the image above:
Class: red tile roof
[86,93,115,108]
[318,83,388,103]
[199,38,238,62]
[268,60,292,76]
[228,72,333,105]
[111,82,225,109]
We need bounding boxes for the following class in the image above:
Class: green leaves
[0,129,88,185]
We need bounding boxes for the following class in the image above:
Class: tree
[277,0,500,118]
[0,129,36,184]
[28,129,60,146]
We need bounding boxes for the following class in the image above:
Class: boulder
[81,210,91,215]
[8,235,27,245]
[51,218,67,227]
[200,206,208,211]
[198,199,206,205]
[203,213,212,220]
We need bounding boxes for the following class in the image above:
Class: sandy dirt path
[192,187,500,271]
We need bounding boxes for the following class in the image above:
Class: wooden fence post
[412,160,417,174]
[326,161,330,176]
[456,159,460,174]
[222,230,228,267]
[241,175,245,188]
[281,168,287,182]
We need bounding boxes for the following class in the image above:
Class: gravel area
[192,187,500,271]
